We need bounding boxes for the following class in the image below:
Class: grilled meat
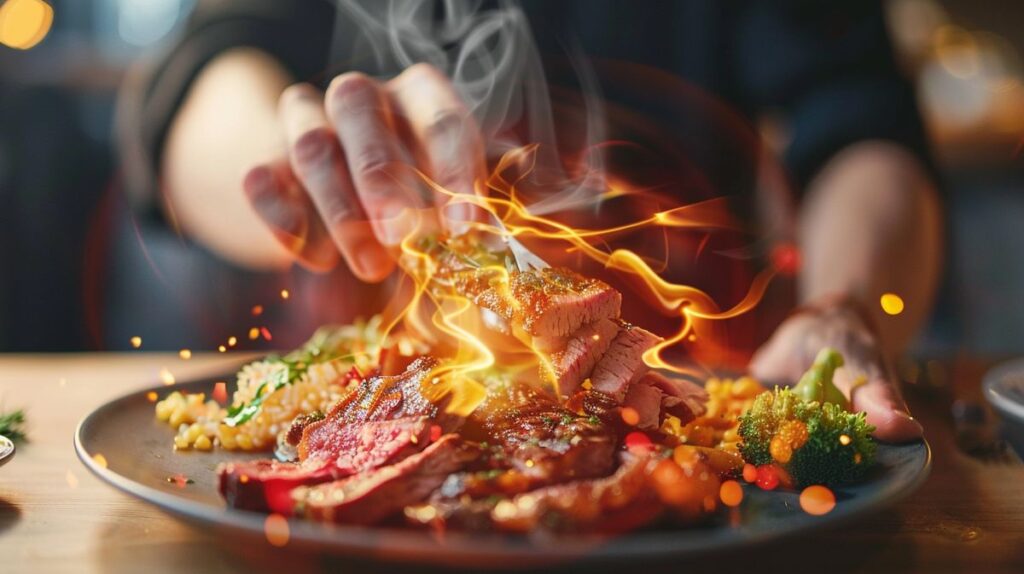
[292,434,480,524]
[590,324,662,401]
[536,318,619,398]
[220,417,432,512]
[470,379,616,483]
[450,266,622,338]
[641,371,708,424]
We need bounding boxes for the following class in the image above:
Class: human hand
[242,63,486,281]
[749,297,923,442]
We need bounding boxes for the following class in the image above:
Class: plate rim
[74,373,932,566]
[983,358,1024,423]
[0,435,14,468]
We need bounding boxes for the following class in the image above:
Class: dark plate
[75,373,931,568]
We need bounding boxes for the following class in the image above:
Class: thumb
[749,337,806,386]
[851,378,923,442]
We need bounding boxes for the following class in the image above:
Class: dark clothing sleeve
[117,0,336,217]
[731,1,932,189]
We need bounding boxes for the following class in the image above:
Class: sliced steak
[218,459,335,514]
[536,318,618,398]
[590,324,662,401]
[451,267,621,338]
[292,435,479,524]
[297,357,459,460]
[489,453,661,534]
[300,416,431,470]
[221,417,431,513]
[642,371,708,424]
[622,378,664,430]
[470,380,615,483]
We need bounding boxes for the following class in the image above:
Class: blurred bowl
[982,359,1024,457]
[0,435,14,469]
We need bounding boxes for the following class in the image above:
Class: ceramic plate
[983,358,1024,456]
[0,435,13,469]
[76,373,930,567]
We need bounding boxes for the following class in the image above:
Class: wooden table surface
[0,353,1022,573]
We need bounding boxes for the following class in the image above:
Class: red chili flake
[260,327,273,341]
[624,431,653,453]
[212,381,228,405]
[166,474,193,489]
[756,465,780,491]
[429,425,442,442]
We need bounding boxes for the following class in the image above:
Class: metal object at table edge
[982,358,1024,456]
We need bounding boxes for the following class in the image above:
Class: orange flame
[374,142,772,404]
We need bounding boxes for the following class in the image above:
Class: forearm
[162,48,293,270]
[798,141,943,357]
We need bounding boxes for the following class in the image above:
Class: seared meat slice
[451,267,622,337]
[471,380,616,483]
[489,453,662,534]
[299,416,431,469]
[297,357,460,460]
[536,318,618,398]
[218,459,336,514]
[642,371,707,424]
[292,435,479,524]
[220,417,431,513]
[622,379,664,430]
[590,324,662,401]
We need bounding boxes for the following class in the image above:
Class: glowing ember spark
[280,289,290,300]
[260,327,273,341]
[0,0,54,50]
[92,454,108,468]
[159,368,175,386]
[620,407,640,426]
[799,485,836,515]
[228,336,237,347]
[65,470,79,489]
[719,480,744,507]
[248,327,260,340]
[218,345,227,353]
[212,382,228,405]
[880,293,904,315]
[178,349,192,360]
[130,336,142,349]
[264,514,290,547]
[146,391,158,402]
[838,434,852,446]
[251,305,264,316]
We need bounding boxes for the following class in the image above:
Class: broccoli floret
[738,352,876,487]
[792,347,849,410]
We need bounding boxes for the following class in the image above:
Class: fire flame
[367,142,774,409]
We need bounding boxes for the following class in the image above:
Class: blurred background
[0,0,1022,354]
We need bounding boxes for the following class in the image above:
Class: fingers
[325,73,435,247]
[279,83,394,282]
[242,159,339,272]
[388,63,487,234]
[851,378,923,442]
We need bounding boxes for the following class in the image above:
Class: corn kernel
[236,434,253,450]
[194,435,213,450]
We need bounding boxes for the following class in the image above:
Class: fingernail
[444,202,477,236]
[376,202,417,246]
[355,242,389,281]
[244,166,274,199]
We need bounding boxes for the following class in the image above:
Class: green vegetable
[223,325,370,427]
[738,351,876,487]
[792,347,849,410]
[0,408,27,442]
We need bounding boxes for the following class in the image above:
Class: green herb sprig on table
[0,408,27,442]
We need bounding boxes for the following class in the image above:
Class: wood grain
[0,354,1021,573]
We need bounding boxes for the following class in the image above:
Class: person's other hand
[749,298,923,442]
[242,64,486,281]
